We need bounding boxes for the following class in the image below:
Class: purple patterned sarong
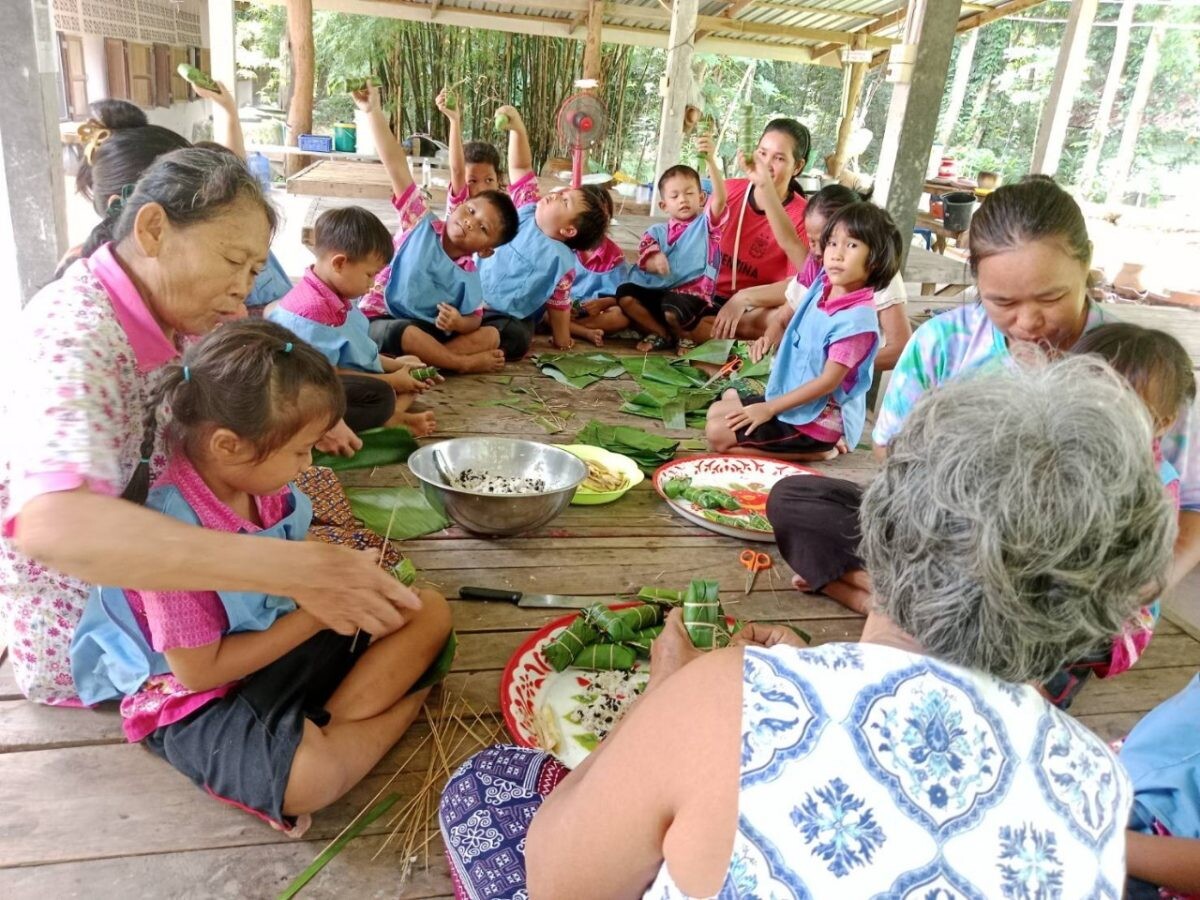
[438,745,570,900]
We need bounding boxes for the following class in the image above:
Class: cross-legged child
[70,320,453,837]
[267,206,439,436]
[616,134,728,352]
[567,189,631,346]
[478,105,611,358]
[355,84,518,374]
[706,196,901,460]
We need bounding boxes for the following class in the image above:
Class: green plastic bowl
[561,444,644,505]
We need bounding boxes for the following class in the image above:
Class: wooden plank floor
[3,342,1198,898]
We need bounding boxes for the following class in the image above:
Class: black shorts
[339,373,396,432]
[481,311,537,360]
[368,316,447,355]
[732,395,838,454]
[143,629,370,828]
[616,282,711,332]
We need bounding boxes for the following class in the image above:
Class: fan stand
[569,111,595,188]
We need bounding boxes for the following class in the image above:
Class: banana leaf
[620,355,707,389]
[637,586,685,604]
[542,616,601,672]
[575,420,680,472]
[393,558,417,585]
[618,385,717,431]
[736,350,773,380]
[584,603,662,642]
[677,339,735,364]
[313,426,417,472]
[682,579,730,650]
[346,487,450,540]
[412,630,457,691]
[624,624,664,657]
[572,643,638,671]
[532,352,625,389]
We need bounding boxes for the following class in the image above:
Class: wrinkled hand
[712,296,746,339]
[284,542,421,635]
[732,621,808,649]
[641,252,670,277]
[435,302,465,333]
[315,418,362,457]
[351,83,381,113]
[435,88,460,123]
[649,609,704,687]
[725,400,774,435]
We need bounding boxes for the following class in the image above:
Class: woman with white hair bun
[439,356,1171,899]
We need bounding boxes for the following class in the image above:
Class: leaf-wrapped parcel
[572,643,638,671]
[542,617,601,672]
[584,603,662,643]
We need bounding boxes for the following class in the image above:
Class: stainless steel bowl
[408,438,588,536]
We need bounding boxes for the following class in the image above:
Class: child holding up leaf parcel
[477,105,612,358]
[615,132,728,353]
[355,84,519,374]
[706,155,901,461]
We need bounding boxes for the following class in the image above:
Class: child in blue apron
[562,190,629,346]
[353,84,519,374]
[617,135,728,352]
[478,105,612,358]
[69,320,452,837]
[267,206,440,437]
[706,200,902,460]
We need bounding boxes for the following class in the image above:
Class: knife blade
[458,586,597,609]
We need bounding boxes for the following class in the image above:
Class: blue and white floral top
[644,642,1131,899]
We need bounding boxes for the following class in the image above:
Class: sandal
[636,334,673,352]
[675,337,696,353]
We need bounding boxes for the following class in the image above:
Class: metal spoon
[433,449,456,486]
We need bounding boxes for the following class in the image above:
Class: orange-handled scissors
[702,355,744,388]
[740,549,772,594]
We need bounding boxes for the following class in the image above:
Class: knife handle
[459,586,521,603]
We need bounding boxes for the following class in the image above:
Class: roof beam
[731,0,880,19]
[957,0,1050,32]
[808,6,905,64]
[606,3,892,47]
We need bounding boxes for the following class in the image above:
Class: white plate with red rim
[652,454,819,542]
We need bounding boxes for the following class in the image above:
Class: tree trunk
[1079,0,1135,196]
[284,0,314,177]
[936,28,978,147]
[1106,24,1164,205]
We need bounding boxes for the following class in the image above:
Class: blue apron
[246,251,293,308]
[479,204,576,320]
[383,212,483,325]
[630,214,716,291]
[69,484,312,705]
[267,306,383,373]
[1120,673,1200,836]
[767,277,879,446]
[571,253,631,302]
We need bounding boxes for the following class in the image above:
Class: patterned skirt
[438,745,570,900]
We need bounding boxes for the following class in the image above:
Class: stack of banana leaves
[540,579,740,672]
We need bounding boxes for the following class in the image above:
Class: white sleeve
[873,271,908,311]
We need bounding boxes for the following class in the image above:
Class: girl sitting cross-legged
[70,319,452,837]
[706,195,902,461]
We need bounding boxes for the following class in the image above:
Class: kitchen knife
[458,586,597,609]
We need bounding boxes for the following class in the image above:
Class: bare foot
[456,350,507,373]
[271,813,312,839]
[791,574,812,593]
[791,448,839,462]
[581,328,604,347]
[399,410,437,436]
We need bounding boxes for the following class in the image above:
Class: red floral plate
[653,454,818,542]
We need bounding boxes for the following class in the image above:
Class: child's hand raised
[351,83,381,113]
[436,88,460,122]
[494,105,522,131]
[192,80,235,113]
[695,133,716,160]
[641,251,670,277]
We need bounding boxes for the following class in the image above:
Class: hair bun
[90,99,149,131]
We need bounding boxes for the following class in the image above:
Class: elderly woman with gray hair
[439,355,1171,899]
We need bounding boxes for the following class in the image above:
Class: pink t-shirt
[358,183,480,319]
[507,173,575,311]
[119,454,293,742]
[0,244,176,705]
[577,235,627,272]
[279,267,352,326]
[637,203,730,304]
[715,179,808,299]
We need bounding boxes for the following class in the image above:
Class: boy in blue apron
[267,206,440,437]
[616,135,728,352]
[354,85,519,374]
[478,105,612,359]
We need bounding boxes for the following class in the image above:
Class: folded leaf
[542,616,601,672]
[393,558,417,585]
[623,624,665,657]
[572,643,638,671]
[621,355,706,389]
[576,420,680,472]
[584,603,662,642]
[313,427,417,472]
[412,631,457,691]
[677,339,735,364]
[346,486,450,540]
[532,352,625,389]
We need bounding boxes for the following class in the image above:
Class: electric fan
[555,93,609,188]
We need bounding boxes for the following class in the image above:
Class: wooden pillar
[829,35,868,179]
[936,28,978,147]
[1079,0,1135,192]
[1106,24,1164,205]
[0,0,67,304]
[652,0,699,213]
[285,0,315,177]
[874,0,962,262]
[1031,0,1099,176]
[582,0,604,86]
[207,0,237,95]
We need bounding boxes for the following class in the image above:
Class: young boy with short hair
[354,84,519,374]
[617,135,728,352]
[266,206,439,436]
[477,105,612,358]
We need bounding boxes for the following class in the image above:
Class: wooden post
[652,0,699,213]
[0,0,67,303]
[207,0,237,96]
[936,28,977,147]
[1031,0,1099,176]
[1106,24,1164,205]
[285,0,315,178]
[1079,0,1135,193]
[874,0,962,266]
[582,0,604,86]
[829,34,868,179]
